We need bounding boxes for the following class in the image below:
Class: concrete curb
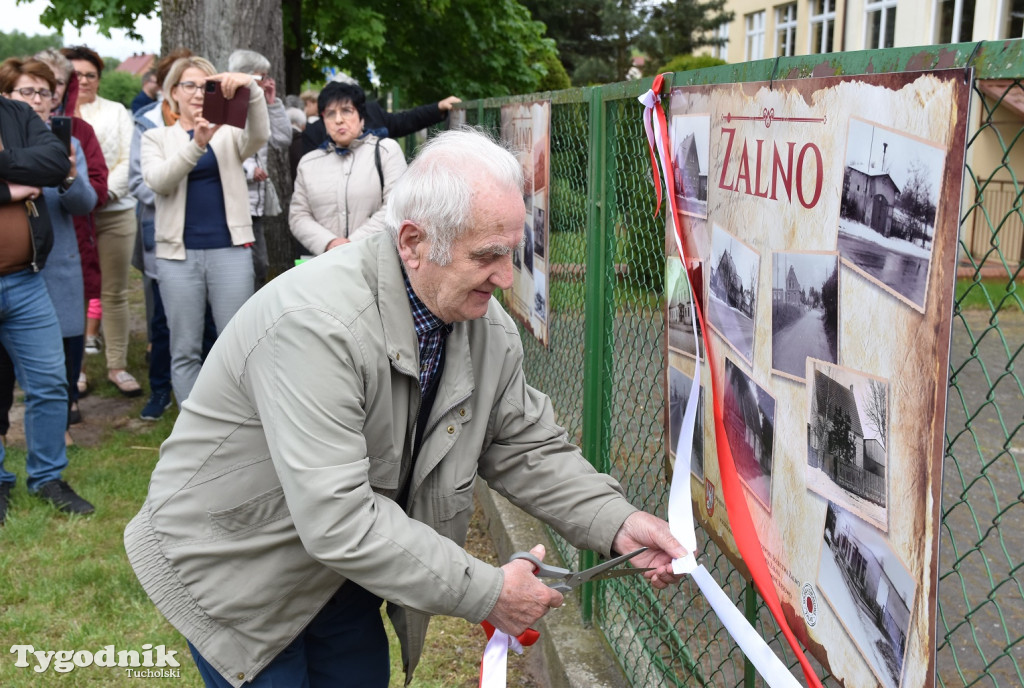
[475,483,630,688]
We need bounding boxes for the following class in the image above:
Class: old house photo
[709,225,760,364]
[818,501,915,688]
[771,252,839,381]
[806,359,890,531]
[837,117,946,311]
[667,362,705,481]
[723,358,775,510]
[671,114,711,218]
[666,256,703,360]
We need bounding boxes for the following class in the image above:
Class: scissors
[510,547,654,593]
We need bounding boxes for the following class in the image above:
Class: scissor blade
[587,567,655,582]
[572,547,649,585]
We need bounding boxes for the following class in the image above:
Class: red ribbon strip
[644,73,823,688]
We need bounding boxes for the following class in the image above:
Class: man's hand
[438,95,462,112]
[484,544,563,637]
[5,183,42,202]
[612,512,688,589]
[325,237,350,251]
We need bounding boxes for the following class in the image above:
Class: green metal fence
[456,39,1023,687]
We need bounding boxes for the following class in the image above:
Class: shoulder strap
[375,138,383,203]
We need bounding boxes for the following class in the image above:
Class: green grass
[954,276,1023,313]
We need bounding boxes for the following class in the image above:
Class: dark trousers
[189,583,389,687]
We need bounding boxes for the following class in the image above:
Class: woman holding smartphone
[140,56,268,404]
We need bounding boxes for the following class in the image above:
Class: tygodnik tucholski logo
[9,644,181,677]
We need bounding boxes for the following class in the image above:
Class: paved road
[708,293,755,362]
[772,308,835,378]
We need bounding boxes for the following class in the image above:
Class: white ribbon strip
[479,630,524,688]
[640,86,803,688]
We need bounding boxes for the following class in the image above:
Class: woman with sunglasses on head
[140,56,269,404]
[60,45,141,397]
[0,57,98,445]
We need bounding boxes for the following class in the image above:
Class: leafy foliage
[0,29,62,61]
[98,71,141,108]
[637,0,733,75]
[658,53,727,75]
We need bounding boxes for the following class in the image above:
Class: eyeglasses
[74,71,99,82]
[323,105,359,120]
[10,87,53,100]
[175,81,205,96]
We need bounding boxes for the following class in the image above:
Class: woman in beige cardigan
[141,56,268,404]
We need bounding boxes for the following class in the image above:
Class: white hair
[227,49,270,74]
[385,127,524,265]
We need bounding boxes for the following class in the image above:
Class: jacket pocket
[435,476,476,543]
[208,486,290,534]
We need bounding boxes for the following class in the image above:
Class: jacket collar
[372,235,475,421]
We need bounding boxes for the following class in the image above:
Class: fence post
[580,85,613,625]
[744,581,757,688]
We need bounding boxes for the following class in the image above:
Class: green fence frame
[454,39,1023,687]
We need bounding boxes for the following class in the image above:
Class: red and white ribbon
[479,621,539,688]
[639,75,822,688]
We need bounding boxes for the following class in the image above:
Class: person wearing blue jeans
[0,90,94,525]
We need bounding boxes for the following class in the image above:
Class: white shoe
[84,335,102,355]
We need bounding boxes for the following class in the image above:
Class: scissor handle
[509,551,572,582]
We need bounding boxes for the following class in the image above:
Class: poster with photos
[501,100,551,346]
[662,71,969,688]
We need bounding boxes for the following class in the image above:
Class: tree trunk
[161,0,296,279]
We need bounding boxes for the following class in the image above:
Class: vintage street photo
[723,358,775,510]
[837,117,946,311]
[806,359,890,530]
[533,270,547,323]
[667,360,705,480]
[522,221,534,275]
[671,113,711,218]
[708,224,760,365]
[533,206,547,260]
[818,501,915,688]
[771,252,839,381]
[666,256,703,360]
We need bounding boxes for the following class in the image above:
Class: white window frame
[712,22,730,60]
[746,11,766,61]
[808,0,836,54]
[776,3,798,57]
[1005,0,1024,38]
[934,0,976,43]
[864,0,898,49]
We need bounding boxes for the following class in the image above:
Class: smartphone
[203,80,248,128]
[51,116,73,154]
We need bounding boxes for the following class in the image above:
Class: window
[711,22,730,60]
[1006,0,1024,38]
[776,3,798,57]
[809,0,836,54]
[865,0,897,49]
[746,11,766,61]
[936,0,976,43]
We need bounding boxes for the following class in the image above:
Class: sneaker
[35,480,95,516]
[84,335,102,355]
[140,389,174,421]
[0,482,11,525]
[77,371,89,396]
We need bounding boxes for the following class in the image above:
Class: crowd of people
[0,44,461,525]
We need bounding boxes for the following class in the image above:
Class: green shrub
[98,71,141,109]
[659,54,727,75]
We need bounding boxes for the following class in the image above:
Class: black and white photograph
[837,117,946,311]
[533,269,547,323]
[667,361,704,480]
[806,359,889,531]
[666,256,703,360]
[771,252,839,381]
[671,113,711,218]
[708,224,760,365]
[533,206,547,260]
[723,358,775,510]
[818,501,915,688]
[522,221,534,275]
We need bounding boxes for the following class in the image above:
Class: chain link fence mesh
[449,43,1021,687]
